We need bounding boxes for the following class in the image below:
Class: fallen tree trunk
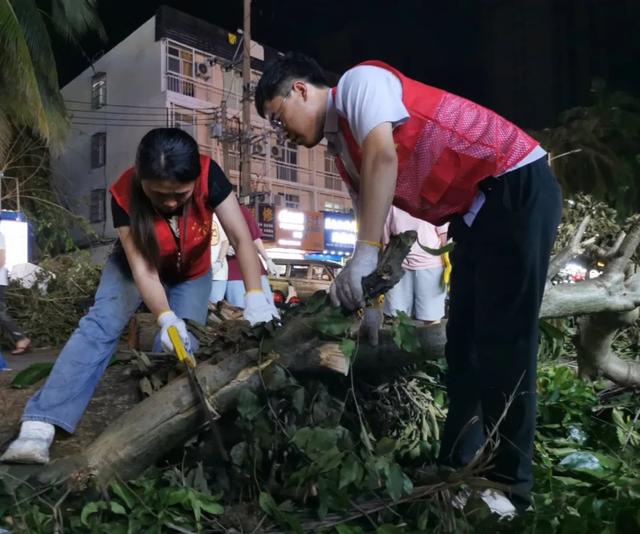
[6,219,640,486]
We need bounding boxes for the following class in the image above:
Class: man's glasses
[269,87,293,130]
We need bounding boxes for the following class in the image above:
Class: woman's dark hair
[130,128,201,268]
[255,51,329,118]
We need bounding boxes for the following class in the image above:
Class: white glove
[266,258,279,276]
[158,310,191,354]
[244,290,280,326]
[361,306,383,346]
[212,259,224,275]
[329,241,380,310]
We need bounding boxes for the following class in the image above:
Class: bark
[5,225,640,485]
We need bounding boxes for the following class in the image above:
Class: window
[274,141,298,182]
[222,69,241,110]
[91,132,106,168]
[89,188,106,223]
[324,201,343,212]
[290,265,309,279]
[324,151,338,175]
[166,44,194,97]
[277,193,299,209]
[311,266,331,281]
[172,106,195,138]
[91,72,106,109]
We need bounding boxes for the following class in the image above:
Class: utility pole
[240,0,252,199]
[220,99,230,178]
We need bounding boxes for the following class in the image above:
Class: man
[383,206,449,325]
[255,53,562,515]
[209,213,229,304]
[225,205,278,308]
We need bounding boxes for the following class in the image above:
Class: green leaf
[80,501,106,526]
[237,389,262,420]
[375,437,396,456]
[416,241,454,256]
[291,387,305,414]
[385,463,410,501]
[109,480,136,509]
[340,338,356,360]
[259,491,278,515]
[339,454,363,489]
[11,362,54,388]
[109,501,126,515]
[198,498,223,515]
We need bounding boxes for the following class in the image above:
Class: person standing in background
[225,205,278,308]
[0,230,31,354]
[209,213,229,304]
[383,206,449,325]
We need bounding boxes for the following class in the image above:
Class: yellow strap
[246,288,263,295]
[357,239,382,249]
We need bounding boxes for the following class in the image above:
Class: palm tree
[0,0,105,156]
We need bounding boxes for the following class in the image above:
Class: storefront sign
[256,204,275,241]
[323,212,357,254]
[275,208,324,251]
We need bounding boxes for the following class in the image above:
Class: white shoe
[479,489,516,518]
[0,421,55,464]
[452,487,516,519]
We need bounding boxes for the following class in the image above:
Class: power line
[64,98,216,110]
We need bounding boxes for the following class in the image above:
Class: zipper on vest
[177,201,190,273]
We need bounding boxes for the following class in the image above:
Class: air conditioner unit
[271,145,284,160]
[195,62,210,80]
[272,194,284,207]
[252,142,266,156]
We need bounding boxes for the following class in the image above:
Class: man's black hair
[255,52,329,118]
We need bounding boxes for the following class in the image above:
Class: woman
[1,128,278,464]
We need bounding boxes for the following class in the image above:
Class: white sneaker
[479,489,516,518]
[0,421,55,464]
[452,487,516,519]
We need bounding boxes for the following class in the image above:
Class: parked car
[268,259,343,303]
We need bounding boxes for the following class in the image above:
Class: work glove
[244,290,280,326]
[360,298,384,346]
[329,241,380,310]
[158,310,191,354]
[266,258,279,276]
[442,252,452,289]
[212,259,224,275]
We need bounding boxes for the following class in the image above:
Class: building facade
[54,6,352,246]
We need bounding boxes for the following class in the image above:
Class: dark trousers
[438,158,562,508]
[0,285,26,341]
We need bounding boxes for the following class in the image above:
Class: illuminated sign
[323,212,356,254]
[275,208,324,250]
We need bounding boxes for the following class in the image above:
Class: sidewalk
[2,347,60,372]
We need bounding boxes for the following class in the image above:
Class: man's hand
[212,259,224,275]
[329,242,380,310]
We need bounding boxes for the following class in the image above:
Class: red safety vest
[110,155,213,281]
[333,61,539,224]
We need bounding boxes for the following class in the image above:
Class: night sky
[52,0,640,129]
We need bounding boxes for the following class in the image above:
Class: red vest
[333,61,539,224]
[110,155,213,281]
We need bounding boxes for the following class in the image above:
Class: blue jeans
[0,351,8,370]
[209,280,227,303]
[22,256,212,433]
[225,275,274,308]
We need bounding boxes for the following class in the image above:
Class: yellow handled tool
[167,326,229,462]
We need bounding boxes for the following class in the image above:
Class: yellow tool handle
[167,325,195,367]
